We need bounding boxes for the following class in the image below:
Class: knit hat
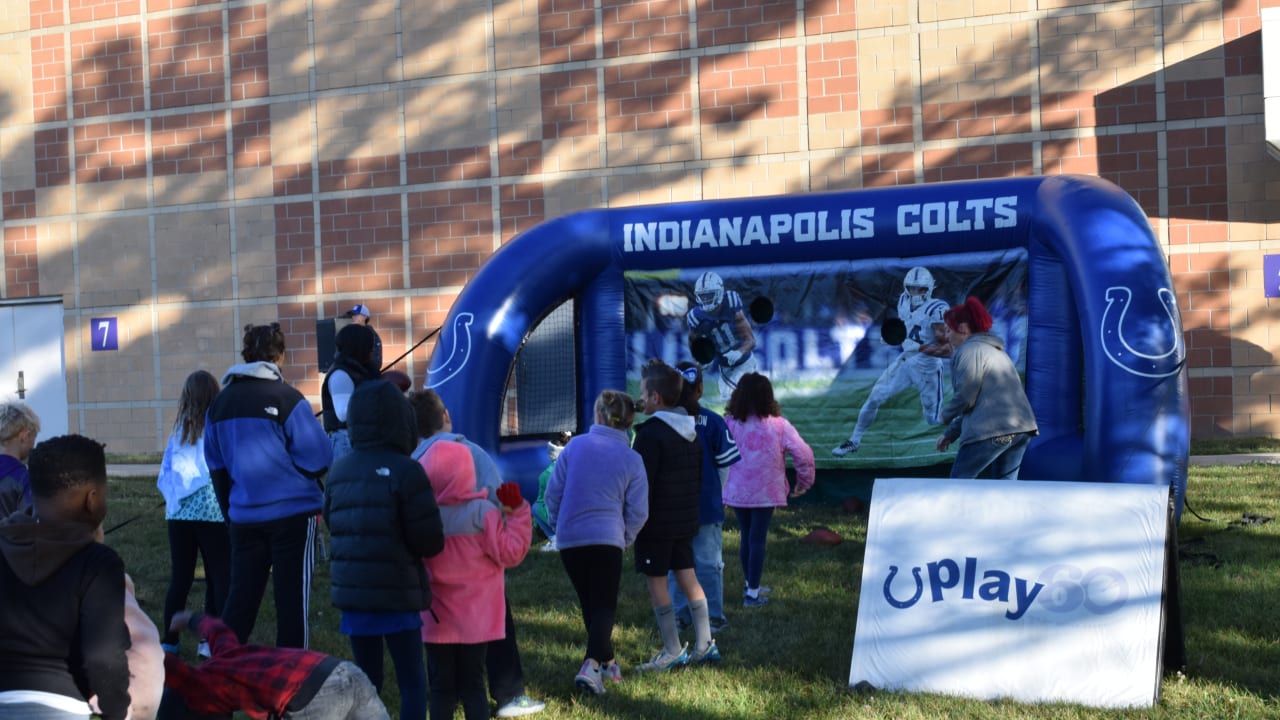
[943,296,994,333]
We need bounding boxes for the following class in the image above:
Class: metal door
[0,298,69,439]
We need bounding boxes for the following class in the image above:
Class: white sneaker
[540,537,558,552]
[637,643,689,672]
[574,660,606,695]
[496,695,545,717]
[831,440,860,457]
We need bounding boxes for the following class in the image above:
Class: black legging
[560,544,623,663]
[426,642,488,720]
[162,520,231,646]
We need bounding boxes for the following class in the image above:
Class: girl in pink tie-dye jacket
[722,373,815,607]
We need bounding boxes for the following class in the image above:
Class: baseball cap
[348,304,372,319]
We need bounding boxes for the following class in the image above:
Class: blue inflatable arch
[425,175,1189,513]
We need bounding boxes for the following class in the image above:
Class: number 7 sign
[90,317,119,351]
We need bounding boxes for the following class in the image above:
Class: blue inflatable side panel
[425,175,1189,517]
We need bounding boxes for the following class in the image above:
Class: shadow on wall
[0,0,1274,447]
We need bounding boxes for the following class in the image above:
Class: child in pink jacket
[722,373,815,607]
[418,440,531,720]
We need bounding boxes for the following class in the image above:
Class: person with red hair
[935,297,1038,479]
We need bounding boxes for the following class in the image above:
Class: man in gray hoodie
[935,297,1038,479]
[632,359,719,671]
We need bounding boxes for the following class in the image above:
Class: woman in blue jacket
[204,323,333,649]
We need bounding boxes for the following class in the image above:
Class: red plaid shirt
[163,615,335,720]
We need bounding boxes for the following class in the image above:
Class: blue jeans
[287,662,389,720]
[330,430,352,463]
[950,432,1033,480]
[350,629,426,720]
[669,522,725,626]
[732,507,774,590]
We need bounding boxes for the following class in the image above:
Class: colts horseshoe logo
[426,312,475,389]
[1099,287,1184,378]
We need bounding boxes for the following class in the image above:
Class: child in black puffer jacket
[324,379,445,720]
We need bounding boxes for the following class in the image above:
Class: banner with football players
[622,248,1029,469]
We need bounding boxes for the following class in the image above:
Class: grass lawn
[103,465,1280,719]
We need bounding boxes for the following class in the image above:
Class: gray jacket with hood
[0,509,131,719]
[940,332,1038,447]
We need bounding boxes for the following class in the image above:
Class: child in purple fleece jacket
[545,390,648,695]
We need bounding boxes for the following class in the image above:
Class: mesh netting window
[500,299,578,438]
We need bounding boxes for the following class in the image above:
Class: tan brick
[495,74,544,145]
[853,0,908,29]
[269,102,313,166]
[544,176,603,218]
[404,0,492,78]
[810,155,865,191]
[155,209,233,300]
[82,407,159,452]
[404,80,490,153]
[1247,368,1280,395]
[314,0,400,89]
[78,315,155,404]
[491,0,540,69]
[234,167,275,199]
[701,159,808,199]
[607,172,702,207]
[606,127,697,167]
[76,216,150,307]
[0,2,31,33]
[35,222,74,303]
[857,35,912,98]
[1226,76,1262,116]
[920,0,1030,21]
[153,170,230,207]
[76,178,149,214]
[0,37,34,125]
[315,90,400,160]
[236,204,280,300]
[808,112,860,151]
[156,304,240,391]
[266,0,310,95]
[1,128,37,192]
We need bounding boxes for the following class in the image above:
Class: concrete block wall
[0,0,1277,450]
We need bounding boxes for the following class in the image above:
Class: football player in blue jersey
[832,266,952,456]
[686,271,758,404]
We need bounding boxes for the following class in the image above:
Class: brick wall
[0,0,1277,450]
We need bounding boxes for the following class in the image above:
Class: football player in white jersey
[832,266,952,456]
[686,271,759,404]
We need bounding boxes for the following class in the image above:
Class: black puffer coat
[324,379,444,612]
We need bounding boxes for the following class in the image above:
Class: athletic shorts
[633,536,695,577]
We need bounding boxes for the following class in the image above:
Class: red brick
[601,0,689,58]
[3,190,38,221]
[805,0,856,34]
[540,0,597,64]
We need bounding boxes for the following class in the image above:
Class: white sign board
[849,478,1168,709]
